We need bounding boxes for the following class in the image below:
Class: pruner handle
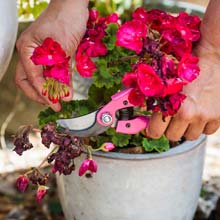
[96,88,150,134]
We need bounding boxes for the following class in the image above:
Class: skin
[15,0,89,111]
[16,0,220,141]
[145,0,220,141]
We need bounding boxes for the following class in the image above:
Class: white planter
[57,135,206,220]
[0,0,18,81]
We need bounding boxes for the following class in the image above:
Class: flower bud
[36,185,47,203]
[16,175,29,193]
[101,142,115,152]
[78,159,98,176]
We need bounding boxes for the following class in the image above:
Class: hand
[15,0,89,111]
[145,38,220,141]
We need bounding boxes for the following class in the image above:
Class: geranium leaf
[142,136,170,153]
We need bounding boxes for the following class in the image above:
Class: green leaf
[32,2,48,18]
[38,99,97,128]
[103,23,118,51]
[142,136,170,153]
[106,128,131,147]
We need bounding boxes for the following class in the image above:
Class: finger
[203,120,220,135]
[145,112,171,139]
[15,62,46,104]
[165,116,189,141]
[19,47,62,111]
[184,122,206,141]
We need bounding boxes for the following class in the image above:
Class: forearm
[201,0,220,49]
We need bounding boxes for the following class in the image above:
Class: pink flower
[178,54,200,82]
[116,19,147,54]
[78,159,98,176]
[89,10,99,23]
[162,28,192,58]
[43,62,70,85]
[106,13,119,24]
[76,54,97,77]
[163,93,186,116]
[128,88,146,107]
[16,175,29,193]
[78,39,108,57]
[137,64,164,97]
[132,7,148,23]
[177,12,201,41]
[30,37,68,66]
[161,56,177,78]
[163,78,186,96]
[36,186,47,203]
[101,142,115,152]
[122,72,138,88]
[145,9,174,32]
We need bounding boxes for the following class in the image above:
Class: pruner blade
[56,110,110,137]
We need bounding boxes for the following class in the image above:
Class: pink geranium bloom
[78,159,98,176]
[145,9,174,32]
[128,88,146,107]
[162,28,192,58]
[16,175,29,193]
[78,39,108,57]
[43,61,70,85]
[163,93,186,116]
[30,37,68,66]
[163,78,186,96]
[132,7,148,23]
[177,12,201,41]
[76,54,97,77]
[116,19,147,54]
[137,64,164,97]
[178,54,200,82]
[36,186,47,203]
[89,9,99,22]
[106,13,119,24]
[122,72,138,88]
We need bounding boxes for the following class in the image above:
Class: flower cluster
[14,124,115,202]
[16,168,49,203]
[76,10,119,77]
[75,9,201,116]
[31,37,70,103]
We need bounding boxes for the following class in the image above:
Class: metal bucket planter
[57,135,206,220]
[57,1,206,220]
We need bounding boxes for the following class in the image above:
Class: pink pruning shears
[56,88,150,137]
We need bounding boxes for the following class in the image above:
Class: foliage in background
[17,0,49,20]
[17,0,144,20]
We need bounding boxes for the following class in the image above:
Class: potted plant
[13,2,206,220]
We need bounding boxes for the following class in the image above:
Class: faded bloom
[13,125,33,156]
[36,185,47,203]
[78,159,98,176]
[16,175,29,193]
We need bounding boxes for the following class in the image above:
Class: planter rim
[91,134,206,160]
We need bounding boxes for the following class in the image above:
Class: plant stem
[38,145,59,169]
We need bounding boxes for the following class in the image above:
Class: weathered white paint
[0,0,18,81]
